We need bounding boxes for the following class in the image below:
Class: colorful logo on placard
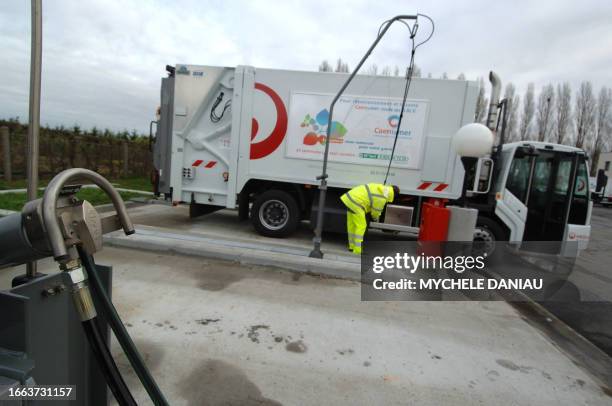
[300,109,347,146]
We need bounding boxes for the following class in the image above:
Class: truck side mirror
[469,157,494,194]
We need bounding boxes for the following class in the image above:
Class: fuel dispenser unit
[0,168,168,405]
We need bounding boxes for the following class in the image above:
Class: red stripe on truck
[192,159,203,167]
[433,183,448,192]
[204,161,217,168]
[417,182,432,190]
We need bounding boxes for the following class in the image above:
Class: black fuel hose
[82,319,137,406]
[78,246,170,406]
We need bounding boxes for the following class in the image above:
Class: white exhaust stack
[485,71,501,131]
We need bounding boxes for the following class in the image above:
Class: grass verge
[0,188,143,212]
[0,176,151,192]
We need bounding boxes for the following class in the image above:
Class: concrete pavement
[2,247,610,405]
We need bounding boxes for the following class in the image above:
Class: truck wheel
[473,216,506,258]
[251,190,299,237]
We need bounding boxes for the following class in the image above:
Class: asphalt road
[541,205,612,357]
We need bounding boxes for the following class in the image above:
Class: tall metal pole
[309,15,417,259]
[26,0,43,278]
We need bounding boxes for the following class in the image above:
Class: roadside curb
[103,227,361,281]
[0,209,17,217]
[485,268,612,393]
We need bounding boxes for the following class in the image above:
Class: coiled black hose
[82,319,137,406]
[78,246,169,406]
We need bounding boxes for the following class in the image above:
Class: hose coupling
[64,263,97,321]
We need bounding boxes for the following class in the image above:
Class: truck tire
[251,190,299,237]
[473,216,507,258]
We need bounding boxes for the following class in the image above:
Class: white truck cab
[470,141,591,256]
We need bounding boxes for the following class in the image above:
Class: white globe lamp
[452,123,494,158]
[452,123,494,206]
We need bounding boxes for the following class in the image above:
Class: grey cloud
[1,0,611,132]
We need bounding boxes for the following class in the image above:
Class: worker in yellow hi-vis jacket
[340,183,399,254]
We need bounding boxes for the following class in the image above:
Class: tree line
[0,118,152,178]
[318,59,611,175]
[0,117,149,141]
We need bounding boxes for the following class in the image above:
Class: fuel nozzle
[0,168,134,270]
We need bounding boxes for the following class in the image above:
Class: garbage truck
[151,64,592,253]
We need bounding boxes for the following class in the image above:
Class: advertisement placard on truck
[285,92,429,169]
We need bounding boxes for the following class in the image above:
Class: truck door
[560,155,591,251]
[517,150,590,251]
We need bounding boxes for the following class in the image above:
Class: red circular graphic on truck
[250,83,288,159]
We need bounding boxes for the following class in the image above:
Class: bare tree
[591,87,612,174]
[574,81,596,149]
[427,72,432,79]
[503,83,520,142]
[318,60,332,72]
[335,58,349,73]
[475,77,488,123]
[520,83,535,140]
[362,64,420,77]
[441,72,448,80]
[554,83,572,145]
[457,73,466,81]
[535,84,555,141]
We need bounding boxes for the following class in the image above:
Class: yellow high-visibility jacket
[340,183,395,221]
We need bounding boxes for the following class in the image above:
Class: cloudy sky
[1,0,611,133]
